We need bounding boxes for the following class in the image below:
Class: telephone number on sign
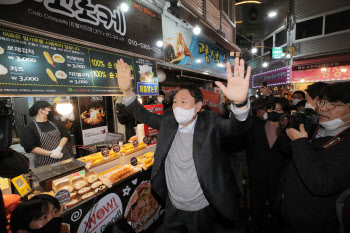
[127,39,161,53]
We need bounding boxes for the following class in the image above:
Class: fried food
[46,68,58,83]
[43,51,55,67]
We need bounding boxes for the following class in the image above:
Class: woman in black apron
[20,101,73,168]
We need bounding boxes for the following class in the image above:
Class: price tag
[101,148,110,157]
[55,189,71,205]
[130,157,138,166]
[112,144,120,153]
[133,140,139,148]
[143,137,149,144]
[11,175,31,197]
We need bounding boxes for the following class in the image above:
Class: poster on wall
[162,16,231,78]
[201,89,220,114]
[143,104,163,145]
[0,26,157,95]
[79,96,108,145]
[0,0,163,60]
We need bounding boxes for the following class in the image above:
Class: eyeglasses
[317,99,346,110]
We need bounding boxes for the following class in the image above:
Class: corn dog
[43,51,55,67]
[46,68,58,83]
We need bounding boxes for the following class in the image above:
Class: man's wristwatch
[234,99,248,108]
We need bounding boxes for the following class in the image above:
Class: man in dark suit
[116,58,252,233]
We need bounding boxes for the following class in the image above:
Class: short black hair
[251,98,268,117]
[320,81,350,104]
[305,82,329,100]
[159,91,165,96]
[201,105,212,111]
[292,91,306,99]
[31,194,60,209]
[178,86,203,103]
[268,97,290,113]
[11,199,50,232]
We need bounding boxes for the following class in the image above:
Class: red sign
[292,65,350,83]
[201,89,220,114]
[143,104,164,145]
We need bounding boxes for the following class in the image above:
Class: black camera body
[279,108,319,136]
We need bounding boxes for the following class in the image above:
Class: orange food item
[108,167,134,183]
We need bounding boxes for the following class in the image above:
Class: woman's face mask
[267,111,284,122]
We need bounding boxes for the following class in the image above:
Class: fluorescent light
[156,40,163,47]
[268,11,277,17]
[251,47,257,54]
[341,68,347,72]
[193,25,201,35]
[321,67,327,71]
[196,59,201,63]
[235,0,262,5]
[263,62,268,67]
[121,3,129,12]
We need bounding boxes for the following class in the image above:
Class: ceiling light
[321,67,327,71]
[55,97,73,115]
[193,25,201,35]
[236,21,243,24]
[203,72,209,75]
[281,52,285,57]
[235,0,262,5]
[251,47,257,54]
[196,59,201,63]
[341,68,347,72]
[120,2,129,12]
[156,40,163,47]
[286,54,291,58]
[268,11,277,17]
[263,62,268,67]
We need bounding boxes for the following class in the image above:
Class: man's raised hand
[116,59,134,98]
[215,57,251,108]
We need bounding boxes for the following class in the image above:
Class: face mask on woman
[319,113,350,130]
[173,106,197,125]
[293,99,302,106]
[157,97,164,103]
[267,111,284,122]
[263,112,268,120]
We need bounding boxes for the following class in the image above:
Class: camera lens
[279,114,290,129]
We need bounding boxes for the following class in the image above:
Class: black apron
[33,120,72,168]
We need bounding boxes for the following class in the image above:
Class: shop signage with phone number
[0,26,157,95]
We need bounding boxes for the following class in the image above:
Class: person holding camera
[281,81,350,233]
[247,97,290,233]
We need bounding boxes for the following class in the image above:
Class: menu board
[0,0,163,60]
[0,26,158,95]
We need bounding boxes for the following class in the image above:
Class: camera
[279,108,319,136]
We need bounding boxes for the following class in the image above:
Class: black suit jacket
[126,99,252,220]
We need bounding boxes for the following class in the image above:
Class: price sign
[133,140,139,148]
[112,144,121,153]
[130,157,138,166]
[101,148,110,157]
[143,137,149,144]
[55,189,71,205]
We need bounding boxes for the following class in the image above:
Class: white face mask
[319,113,350,130]
[293,99,301,106]
[157,97,164,103]
[263,112,268,120]
[173,106,196,125]
[304,102,315,110]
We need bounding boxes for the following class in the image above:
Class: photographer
[281,81,350,233]
[247,97,290,233]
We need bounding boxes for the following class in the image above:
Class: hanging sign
[252,66,291,88]
[292,65,350,83]
[0,26,157,95]
[162,15,231,78]
[0,0,163,60]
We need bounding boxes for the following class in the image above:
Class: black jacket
[281,127,350,233]
[126,99,251,220]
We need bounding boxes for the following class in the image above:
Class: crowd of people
[7,57,350,233]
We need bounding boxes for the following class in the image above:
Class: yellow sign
[0,178,10,190]
[11,175,31,196]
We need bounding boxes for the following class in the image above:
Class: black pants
[164,197,216,233]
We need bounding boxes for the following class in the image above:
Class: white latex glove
[50,146,63,159]
[50,152,64,159]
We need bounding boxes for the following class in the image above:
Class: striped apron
[33,120,72,168]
